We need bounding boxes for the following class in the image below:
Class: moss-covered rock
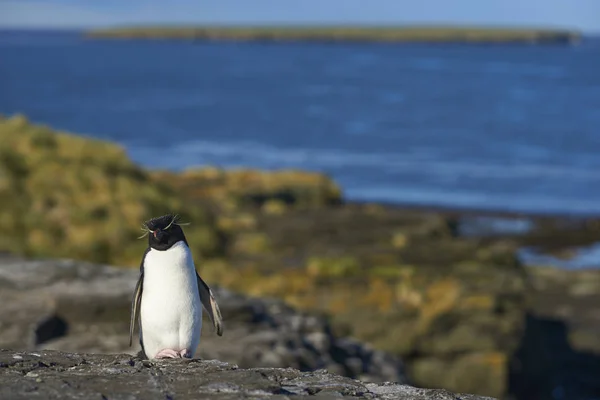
[306,256,361,279]
[198,204,529,399]
[151,166,343,212]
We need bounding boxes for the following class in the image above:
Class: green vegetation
[0,114,222,265]
[86,25,581,44]
[151,167,342,213]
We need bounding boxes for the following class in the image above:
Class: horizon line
[0,22,593,33]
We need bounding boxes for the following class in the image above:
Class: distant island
[85,25,581,45]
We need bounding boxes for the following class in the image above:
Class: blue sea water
[1,30,600,216]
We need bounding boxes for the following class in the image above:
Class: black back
[143,214,188,251]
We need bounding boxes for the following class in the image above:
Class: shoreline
[3,113,599,269]
[3,113,596,224]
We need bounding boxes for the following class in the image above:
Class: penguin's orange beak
[153,229,160,239]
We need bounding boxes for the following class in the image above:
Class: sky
[1,0,599,33]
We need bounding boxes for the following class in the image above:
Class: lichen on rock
[0,349,497,400]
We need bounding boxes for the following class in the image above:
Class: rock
[203,204,529,398]
[0,256,407,385]
[0,349,496,400]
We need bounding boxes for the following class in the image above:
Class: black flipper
[129,272,144,347]
[196,271,223,336]
[129,247,149,347]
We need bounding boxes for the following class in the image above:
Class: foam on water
[519,243,600,269]
[157,139,599,182]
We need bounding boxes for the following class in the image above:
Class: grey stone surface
[0,349,497,400]
[0,257,406,384]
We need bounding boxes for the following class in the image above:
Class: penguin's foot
[155,349,181,359]
[179,349,192,358]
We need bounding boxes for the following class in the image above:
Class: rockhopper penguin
[129,213,223,359]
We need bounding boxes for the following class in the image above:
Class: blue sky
[1,0,599,33]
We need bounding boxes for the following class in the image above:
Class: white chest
[139,241,202,358]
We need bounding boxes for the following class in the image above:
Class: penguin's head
[141,213,188,251]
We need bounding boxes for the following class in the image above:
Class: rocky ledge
[0,349,495,400]
[0,255,406,384]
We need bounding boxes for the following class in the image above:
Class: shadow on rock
[34,315,68,346]
[509,313,600,400]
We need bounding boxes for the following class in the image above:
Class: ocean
[1,30,599,216]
